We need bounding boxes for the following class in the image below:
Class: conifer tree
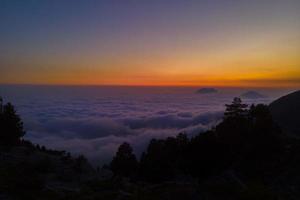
[110,142,138,177]
[0,99,25,145]
[224,97,248,119]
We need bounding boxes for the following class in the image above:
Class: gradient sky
[1,0,300,87]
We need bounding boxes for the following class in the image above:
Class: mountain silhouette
[269,90,300,136]
[196,88,218,94]
[241,91,266,99]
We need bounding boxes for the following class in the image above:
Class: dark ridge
[269,90,300,136]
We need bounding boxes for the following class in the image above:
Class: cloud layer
[0,85,280,166]
[26,111,223,165]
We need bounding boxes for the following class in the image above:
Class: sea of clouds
[0,85,289,165]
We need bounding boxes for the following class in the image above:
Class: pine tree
[224,97,248,119]
[0,101,25,145]
[110,142,138,177]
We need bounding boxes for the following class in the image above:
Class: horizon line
[0,83,299,89]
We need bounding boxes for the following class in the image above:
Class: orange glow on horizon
[1,1,300,88]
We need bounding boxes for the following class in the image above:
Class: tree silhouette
[239,104,284,176]
[75,155,89,173]
[216,98,249,154]
[110,142,138,177]
[224,97,248,119]
[139,134,190,182]
[0,99,25,145]
[139,138,175,182]
[0,96,3,113]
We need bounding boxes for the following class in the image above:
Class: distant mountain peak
[241,91,266,99]
[196,88,218,94]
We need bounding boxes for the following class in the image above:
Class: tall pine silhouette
[0,98,25,145]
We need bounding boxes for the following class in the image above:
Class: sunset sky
[1,0,300,87]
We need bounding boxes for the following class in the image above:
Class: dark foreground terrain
[0,91,300,200]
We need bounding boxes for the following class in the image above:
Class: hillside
[0,142,100,199]
[269,90,300,136]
